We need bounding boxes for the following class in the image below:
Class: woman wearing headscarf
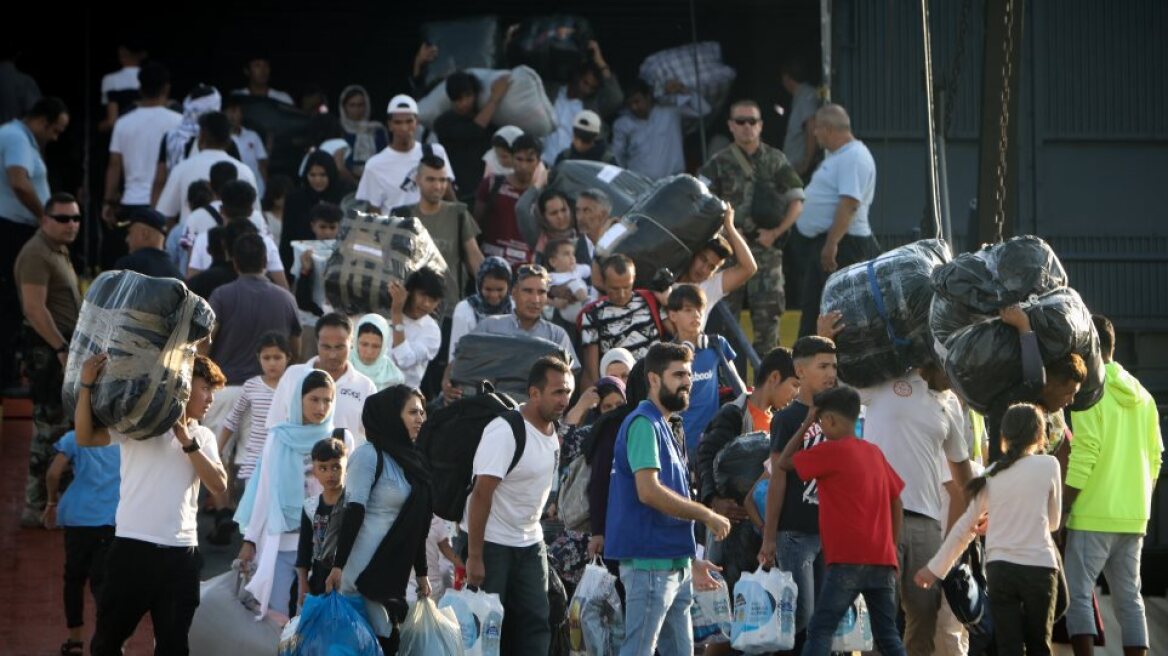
[350,314,406,390]
[326,385,431,654]
[447,256,515,355]
[279,150,347,272]
[235,369,354,619]
[339,85,388,179]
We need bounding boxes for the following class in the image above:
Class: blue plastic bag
[279,592,383,656]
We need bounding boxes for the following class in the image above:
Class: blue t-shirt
[54,431,120,527]
[681,335,736,452]
[0,119,49,225]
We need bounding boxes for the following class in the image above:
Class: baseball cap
[386,94,418,116]
[118,207,167,234]
[572,110,602,135]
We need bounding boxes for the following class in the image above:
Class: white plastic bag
[189,566,282,656]
[691,571,732,644]
[437,587,504,656]
[730,567,797,654]
[567,560,624,655]
[831,595,874,652]
[290,239,336,312]
[399,598,466,656]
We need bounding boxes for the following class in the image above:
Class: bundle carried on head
[820,239,952,387]
[63,270,216,439]
[323,210,448,316]
[417,65,556,136]
[516,160,655,248]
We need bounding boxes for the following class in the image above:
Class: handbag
[729,145,786,231]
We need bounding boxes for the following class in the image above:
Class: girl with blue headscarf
[235,369,354,620]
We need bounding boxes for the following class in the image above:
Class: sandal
[60,640,84,655]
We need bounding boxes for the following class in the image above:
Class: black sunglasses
[732,117,761,126]
[49,214,83,224]
[515,263,548,278]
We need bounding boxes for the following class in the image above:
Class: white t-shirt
[861,374,971,521]
[183,202,270,239]
[101,66,139,105]
[188,229,282,274]
[155,149,260,221]
[449,300,478,357]
[355,142,455,213]
[265,361,377,446]
[232,87,294,106]
[112,423,221,547]
[390,314,441,389]
[697,270,726,329]
[109,106,182,205]
[542,87,583,165]
[232,128,268,198]
[462,413,559,547]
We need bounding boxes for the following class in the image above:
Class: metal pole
[689,0,708,163]
[82,6,94,275]
[920,0,942,238]
[820,0,833,101]
[936,90,954,243]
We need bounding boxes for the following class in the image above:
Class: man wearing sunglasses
[13,192,82,527]
[699,100,805,359]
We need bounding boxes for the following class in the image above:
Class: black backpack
[418,382,527,522]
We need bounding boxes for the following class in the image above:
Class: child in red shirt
[776,385,907,656]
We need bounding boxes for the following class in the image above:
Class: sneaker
[20,507,44,528]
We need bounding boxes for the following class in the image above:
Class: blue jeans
[776,530,824,633]
[618,565,694,656]
[802,564,906,656]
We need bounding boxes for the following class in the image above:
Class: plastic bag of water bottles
[730,567,797,653]
[691,571,732,644]
[831,595,874,652]
[566,559,624,655]
[399,598,465,655]
[437,588,504,656]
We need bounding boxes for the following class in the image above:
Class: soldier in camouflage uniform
[699,100,805,358]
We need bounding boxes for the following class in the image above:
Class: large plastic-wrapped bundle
[290,239,335,313]
[713,432,770,502]
[417,66,556,137]
[943,288,1104,414]
[595,174,726,288]
[505,15,595,84]
[819,239,951,387]
[323,211,448,316]
[639,42,737,131]
[420,16,500,87]
[450,333,568,399]
[930,235,1068,349]
[516,160,655,248]
[63,270,216,440]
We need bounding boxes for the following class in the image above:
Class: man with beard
[464,356,575,655]
[605,342,731,656]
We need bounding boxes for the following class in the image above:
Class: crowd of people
[0,32,1161,656]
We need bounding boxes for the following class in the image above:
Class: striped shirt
[580,292,663,361]
[224,376,277,479]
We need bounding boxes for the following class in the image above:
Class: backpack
[417,382,527,522]
[576,289,666,339]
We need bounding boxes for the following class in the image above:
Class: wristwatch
[181,441,202,454]
[393,324,406,333]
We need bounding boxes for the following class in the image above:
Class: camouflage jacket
[698,142,806,234]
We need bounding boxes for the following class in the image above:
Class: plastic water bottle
[779,586,796,641]
[857,598,873,644]
[482,610,503,655]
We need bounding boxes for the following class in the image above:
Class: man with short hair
[433,71,512,202]
[668,283,739,453]
[14,192,82,527]
[469,264,579,369]
[0,97,68,389]
[232,56,294,105]
[266,313,377,445]
[1066,315,1162,656]
[98,42,147,131]
[464,356,575,655]
[356,94,456,213]
[155,111,259,225]
[675,204,757,329]
[543,43,624,165]
[575,188,617,263]
[700,99,805,357]
[580,254,663,390]
[187,180,287,289]
[794,103,880,338]
[612,78,702,179]
[605,342,731,656]
[223,94,269,198]
[759,335,839,648]
[474,133,541,267]
[113,208,182,279]
[780,59,822,180]
[553,110,616,165]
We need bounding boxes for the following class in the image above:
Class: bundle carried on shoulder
[63,270,215,440]
[930,235,1068,352]
[323,210,448,316]
[595,174,726,289]
[943,287,1105,414]
[450,333,568,400]
[417,65,556,136]
[820,239,952,387]
[516,160,655,248]
[713,431,770,502]
[505,15,595,84]
[639,42,736,129]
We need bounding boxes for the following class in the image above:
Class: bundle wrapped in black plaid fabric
[820,239,952,387]
[62,270,216,440]
[516,160,655,248]
[323,210,448,316]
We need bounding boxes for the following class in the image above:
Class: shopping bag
[730,567,796,653]
[691,571,732,644]
[567,559,624,655]
[281,592,382,656]
[437,587,504,656]
[190,566,282,656]
[398,598,466,656]
[831,595,874,652]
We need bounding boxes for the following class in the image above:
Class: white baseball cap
[386,94,418,116]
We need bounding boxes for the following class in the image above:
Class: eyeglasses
[49,214,82,223]
[731,117,761,126]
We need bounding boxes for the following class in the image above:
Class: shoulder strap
[635,289,667,338]
[576,296,607,333]
[503,409,527,475]
[332,428,346,440]
[205,205,224,226]
[422,143,434,160]
[729,145,754,180]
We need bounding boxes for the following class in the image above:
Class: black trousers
[797,232,882,338]
[90,537,203,656]
[0,217,36,387]
[64,525,115,629]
